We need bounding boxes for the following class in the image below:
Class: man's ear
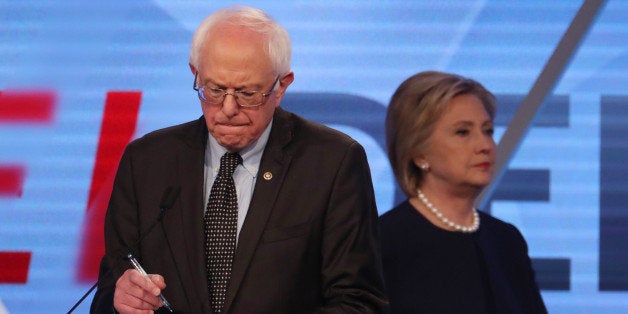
[272,72,295,108]
[276,71,295,98]
[280,71,295,88]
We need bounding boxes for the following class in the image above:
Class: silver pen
[127,253,174,312]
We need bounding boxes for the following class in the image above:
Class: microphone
[67,186,181,313]
[158,186,181,222]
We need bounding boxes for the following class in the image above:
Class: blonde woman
[380,71,546,314]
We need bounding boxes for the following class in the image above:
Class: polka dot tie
[204,152,242,313]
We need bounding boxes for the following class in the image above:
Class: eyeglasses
[193,73,280,107]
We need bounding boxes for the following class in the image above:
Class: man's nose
[221,92,240,117]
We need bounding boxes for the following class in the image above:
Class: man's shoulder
[276,108,358,148]
[127,117,205,152]
[142,117,204,139]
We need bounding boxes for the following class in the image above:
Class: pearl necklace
[416,189,480,233]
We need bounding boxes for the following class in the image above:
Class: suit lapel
[167,118,212,312]
[224,108,295,312]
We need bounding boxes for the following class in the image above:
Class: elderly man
[90,5,386,314]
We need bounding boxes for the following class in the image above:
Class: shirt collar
[207,120,273,178]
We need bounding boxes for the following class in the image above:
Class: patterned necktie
[204,152,242,313]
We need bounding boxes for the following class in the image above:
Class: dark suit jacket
[91,108,387,313]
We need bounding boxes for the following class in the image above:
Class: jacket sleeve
[509,225,548,314]
[89,256,116,314]
[316,141,388,313]
[90,144,140,313]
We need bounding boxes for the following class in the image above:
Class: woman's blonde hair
[385,71,496,197]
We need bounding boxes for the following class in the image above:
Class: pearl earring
[420,164,429,171]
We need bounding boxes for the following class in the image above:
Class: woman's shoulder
[379,200,421,238]
[478,210,527,243]
[379,200,414,225]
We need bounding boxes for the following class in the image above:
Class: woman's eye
[456,129,469,136]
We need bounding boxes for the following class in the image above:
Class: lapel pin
[263,171,273,181]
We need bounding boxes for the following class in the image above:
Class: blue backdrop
[0,1,627,313]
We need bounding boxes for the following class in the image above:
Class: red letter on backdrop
[0,252,32,283]
[78,91,141,282]
[0,90,55,284]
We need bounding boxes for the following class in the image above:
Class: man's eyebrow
[203,79,260,91]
